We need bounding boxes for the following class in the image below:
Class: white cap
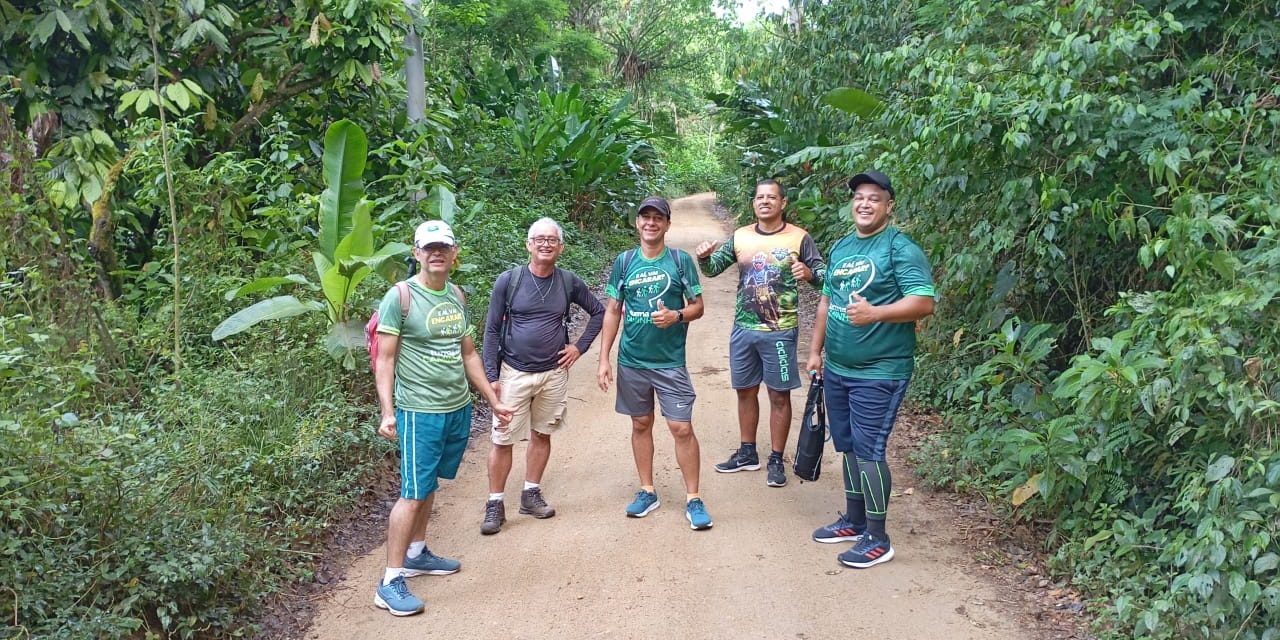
[414,220,456,247]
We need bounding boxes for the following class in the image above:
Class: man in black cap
[596,196,714,530]
[805,170,937,568]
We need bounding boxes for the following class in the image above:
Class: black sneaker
[714,447,761,473]
[766,455,787,487]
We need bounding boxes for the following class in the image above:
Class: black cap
[637,196,672,218]
[848,170,895,199]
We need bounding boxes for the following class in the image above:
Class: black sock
[741,441,757,452]
[842,454,867,528]
[769,450,783,460]
[867,517,888,543]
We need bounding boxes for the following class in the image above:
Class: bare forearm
[869,295,935,323]
[597,304,621,362]
[464,351,500,406]
[809,297,830,359]
[679,297,705,322]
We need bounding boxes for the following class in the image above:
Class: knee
[735,387,758,401]
[767,391,790,409]
[667,421,694,440]
[397,497,427,513]
[631,417,654,434]
[530,431,551,445]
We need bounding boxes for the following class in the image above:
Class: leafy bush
[721,1,1280,638]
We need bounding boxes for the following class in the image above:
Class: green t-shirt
[822,227,936,380]
[376,280,475,412]
[605,247,703,369]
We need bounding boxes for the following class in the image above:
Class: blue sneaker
[374,575,424,616]
[402,547,460,576]
[685,498,713,530]
[838,533,895,568]
[625,490,660,517]
[812,512,865,544]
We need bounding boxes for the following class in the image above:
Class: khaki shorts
[490,364,569,445]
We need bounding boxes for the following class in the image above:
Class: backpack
[618,247,689,301]
[366,281,411,374]
[498,266,574,359]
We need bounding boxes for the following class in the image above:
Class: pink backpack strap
[396,281,411,320]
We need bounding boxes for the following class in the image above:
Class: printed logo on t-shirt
[624,267,672,323]
[830,255,876,295]
[426,301,466,338]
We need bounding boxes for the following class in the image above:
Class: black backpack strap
[497,266,523,356]
[555,267,573,343]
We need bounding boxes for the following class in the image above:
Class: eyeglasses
[418,242,454,253]
[528,236,561,246]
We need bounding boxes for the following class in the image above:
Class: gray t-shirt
[482,266,605,381]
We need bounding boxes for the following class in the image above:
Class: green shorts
[396,405,472,500]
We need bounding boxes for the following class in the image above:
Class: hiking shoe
[812,513,865,543]
[766,455,787,487]
[374,576,424,616]
[625,490,660,517]
[685,498,713,530]
[714,446,761,473]
[838,533,895,568]
[402,547,460,576]
[480,499,505,535]
[519,487,556,519]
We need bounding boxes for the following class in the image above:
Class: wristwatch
[676,309,685,323]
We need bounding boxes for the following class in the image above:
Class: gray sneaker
[480,499,505,535]
[519,487,556,519]
[766,455,787,487]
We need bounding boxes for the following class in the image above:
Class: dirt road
[306,193,1035,640]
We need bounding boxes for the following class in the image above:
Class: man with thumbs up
[805,171,936,569]
[597,196,712,530]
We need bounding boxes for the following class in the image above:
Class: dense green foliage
[1,1,733,636]
[717,1,1278,638]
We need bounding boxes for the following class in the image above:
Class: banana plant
[212,119,414,368]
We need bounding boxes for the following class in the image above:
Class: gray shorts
[730,326,801,391]
[615,365,696,422]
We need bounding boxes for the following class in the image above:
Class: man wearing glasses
[373,220,514,615]
[695,179,827,488]
[479,217,605,535]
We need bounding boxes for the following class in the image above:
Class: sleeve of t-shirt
[604,254,625,301]
[572,274,605,354]
[481,271,510,381]
[375,286,404,335]
[698,235,736,277]
[799,233,827,289]
[680,250,703,302]
[895,240,937,299]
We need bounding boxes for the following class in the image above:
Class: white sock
[383,567,404,586]
[406,541,425,559]
[523,481,539,491]
[489,492,504,501]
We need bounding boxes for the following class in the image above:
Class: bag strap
[618,249,637,299]
[395,280,411,321]
[498,267,523,356]
[555,267,572,343]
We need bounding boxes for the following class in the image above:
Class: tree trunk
[88,153,133,299]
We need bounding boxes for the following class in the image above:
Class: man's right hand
[805,354,823,379]
[378,415,398,441]
[695,240,718,259]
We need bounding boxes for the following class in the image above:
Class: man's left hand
[558,344,582,369]
[845,292,880,326]
[791,260,813,282]
[651,300,679,329]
